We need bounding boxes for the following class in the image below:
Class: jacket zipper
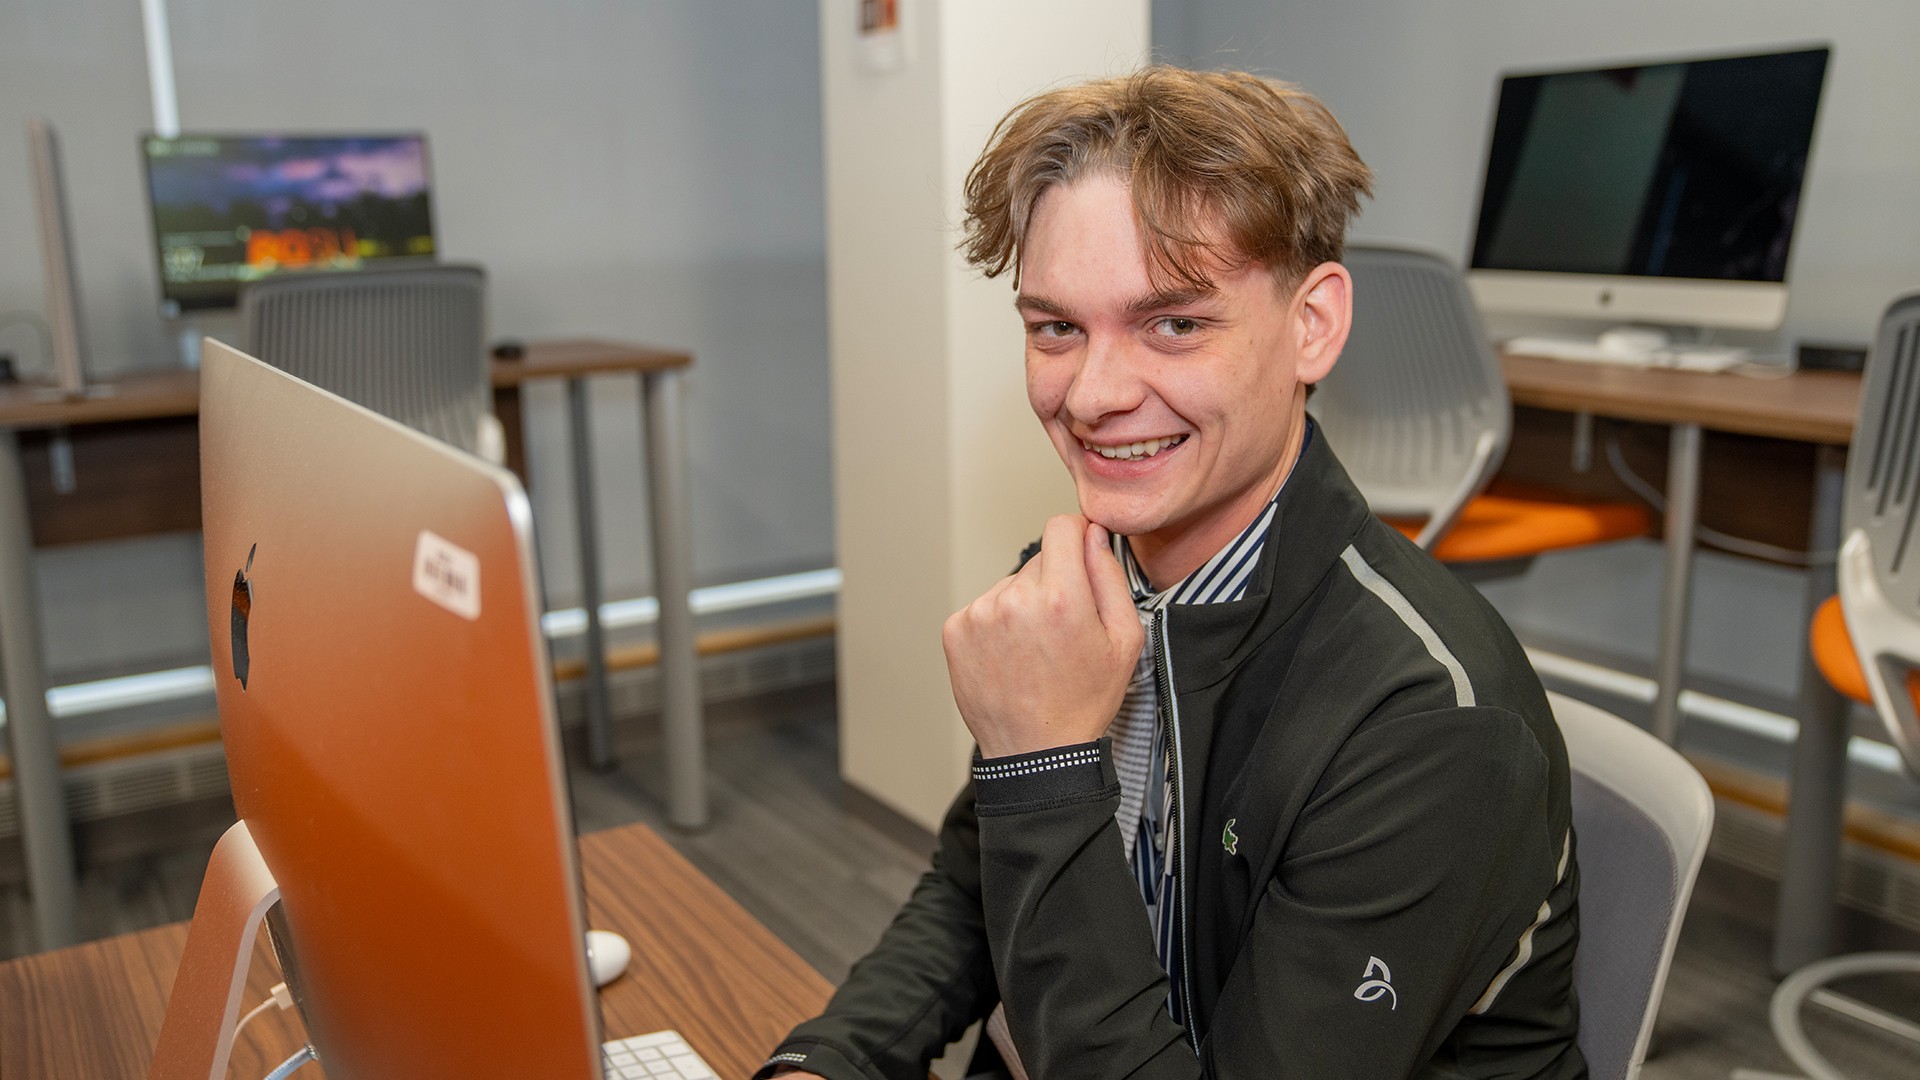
[1150,606,1197,1030]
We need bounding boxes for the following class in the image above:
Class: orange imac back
[196,340,600,1077]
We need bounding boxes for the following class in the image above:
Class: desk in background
[0,340,705,954]
[0,822,830,1078]
[1500,353,1862,973]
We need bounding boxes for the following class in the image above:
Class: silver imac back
[193,339,600,1077]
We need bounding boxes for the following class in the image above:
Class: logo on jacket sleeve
[1221,818,1238,856]
[1354,956,1397,1010]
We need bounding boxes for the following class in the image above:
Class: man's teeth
[1080,435,1187,461]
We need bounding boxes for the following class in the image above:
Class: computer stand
[147,820,284,1080]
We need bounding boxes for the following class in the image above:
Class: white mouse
[585,929,632,988]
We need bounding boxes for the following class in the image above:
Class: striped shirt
[1106,448,1295,1026]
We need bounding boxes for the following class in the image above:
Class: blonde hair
[960,66,1373,289]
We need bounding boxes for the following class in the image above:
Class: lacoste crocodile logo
[1354,956,1397,1010]
[1221,818,1238,856]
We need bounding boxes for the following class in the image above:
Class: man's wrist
[972,739,1116,814]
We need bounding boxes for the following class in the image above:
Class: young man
[762,67,1583,1080]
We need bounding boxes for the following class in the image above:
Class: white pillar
[822,0,1150,830]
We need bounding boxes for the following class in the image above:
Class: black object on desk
[1798,341,1868,373]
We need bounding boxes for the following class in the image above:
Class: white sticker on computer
[413,530,480,621]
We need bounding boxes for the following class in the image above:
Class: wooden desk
[0,823,830,1078]
[1503,354,1858,445]
[0,340,706,954]
[1501,352,1862,973]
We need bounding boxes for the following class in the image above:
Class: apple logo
[231,543,256,690]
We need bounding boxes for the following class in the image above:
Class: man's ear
[1291,261,1353,386]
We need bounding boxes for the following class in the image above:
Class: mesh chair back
[1549,692,1713,1080]
[240,265,489,455]
[1838,292,1920,774]
[1308,246,1510,548]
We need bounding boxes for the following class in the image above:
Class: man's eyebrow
[1127,287,1216,315]
[1014,294,1071,318]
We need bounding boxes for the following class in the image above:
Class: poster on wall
[859,0,910,73]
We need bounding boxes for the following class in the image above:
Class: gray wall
[1159,0,1920,346]
[0,2,831,682]
[1154,0,1920,713]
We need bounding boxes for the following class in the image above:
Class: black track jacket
[759,432,1586,1080]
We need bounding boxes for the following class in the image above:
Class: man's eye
[1032,321,1078,338]
[1154,317,1200,336]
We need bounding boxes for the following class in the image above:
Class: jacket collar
[1159,427,1377,693]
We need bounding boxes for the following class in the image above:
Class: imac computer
[139,134,437,318]
[1467,46,1829,366]
[153,341,714,1079]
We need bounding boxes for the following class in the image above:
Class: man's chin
[1075,501,1163,542]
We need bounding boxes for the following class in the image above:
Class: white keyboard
[1503,335,1748,373]
[602,1030,717,1079]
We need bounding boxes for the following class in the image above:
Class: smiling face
[1018,174,1350,589]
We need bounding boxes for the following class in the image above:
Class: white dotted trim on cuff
[973,745,1101,781]
[766,1051,809,1066]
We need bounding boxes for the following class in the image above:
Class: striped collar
[1114,424,1311,609]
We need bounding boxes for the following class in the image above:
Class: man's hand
[942,515,1143,759]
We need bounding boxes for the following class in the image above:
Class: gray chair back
[1549,692,1714,1080]
[1308,246,1510,548]
[240,264,489,456]
[1838,292,1920,774]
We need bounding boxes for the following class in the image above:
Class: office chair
[974,693,1713,1080]
[1311,246,1652,567]
[1762,292,1920,1080]
[239,263,504,463]
[1550,691,1715,1080]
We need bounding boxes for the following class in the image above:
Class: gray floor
[5,682,1917,1078]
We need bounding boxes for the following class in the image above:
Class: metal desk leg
[0,430,79,949]
[641,370,706,829]
[1651,422,1703,744]
[567,378,615,770]
[1773,444,1849,973]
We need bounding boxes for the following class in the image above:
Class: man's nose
[1063,335,1146,423]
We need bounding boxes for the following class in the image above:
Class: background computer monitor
[1467,46,1829,332]
[142,134,436,316]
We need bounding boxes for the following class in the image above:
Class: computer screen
[141,134,436,315]
[1467,46,1828,331]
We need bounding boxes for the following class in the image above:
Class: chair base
[1753,951,1920,1080]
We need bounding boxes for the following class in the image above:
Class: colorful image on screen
[142,134,436,313]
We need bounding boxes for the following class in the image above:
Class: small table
[0,340,706,955]
[1502,353,1862,972]
[0,823,831,1078]
[493,340,707,830]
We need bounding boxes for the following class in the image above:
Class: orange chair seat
[1387,493,1654,564]
[1810,594,1872,704]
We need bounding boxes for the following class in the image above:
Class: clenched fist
[942,515,1145,759]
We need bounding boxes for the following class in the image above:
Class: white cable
[1603,429,1833,566]
[262,1045,316,1080]
[231,981,297,1074]
[232,996,276,1038]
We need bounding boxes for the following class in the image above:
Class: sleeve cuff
[753,1041,870,1080]
[972,738,1117,815]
